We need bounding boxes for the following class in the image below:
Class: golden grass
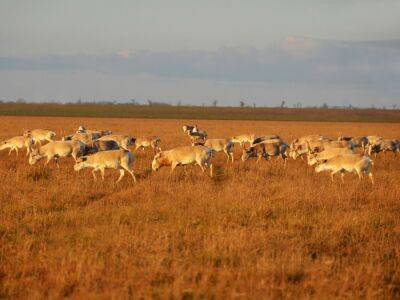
[1,116,400,299]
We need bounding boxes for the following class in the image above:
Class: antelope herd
[1,123,399,184]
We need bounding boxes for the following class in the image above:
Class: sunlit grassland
[0,116,399,298]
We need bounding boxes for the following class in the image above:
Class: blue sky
[1,1,400,106]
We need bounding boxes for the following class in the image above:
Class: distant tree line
[0,98,398,110]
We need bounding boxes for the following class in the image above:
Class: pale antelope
[74,150,136,183]
[204,138,235,162]
[75,126,112,139]
[152,146,213,176]
[307,147,354,166]
[28,141,85,166]
[24,129,56,145]
[231,134,256,148]
[289,135,332,159]
[134,136,161,154]
[315,154,374,184]
[0,136,34,156]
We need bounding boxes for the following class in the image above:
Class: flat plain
[1,115,400,299]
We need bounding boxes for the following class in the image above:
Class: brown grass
[1,116,400,299]
[1,103,400,123]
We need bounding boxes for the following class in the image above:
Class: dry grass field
[1,116,400,299]
[1,103,400,123]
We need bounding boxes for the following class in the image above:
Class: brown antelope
[241,141,287,163]
[82,140,120,156]
[338,135,368,152]
[97,134,135,150]
[368,139,398,157]
[182,125,198,134]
